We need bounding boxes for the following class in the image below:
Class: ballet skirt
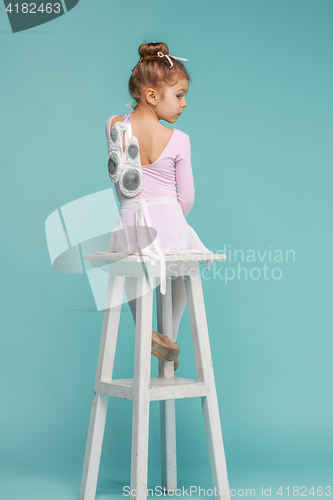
[94,113,214,294]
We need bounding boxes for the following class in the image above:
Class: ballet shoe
[119,136,143,197]
[173,341,179,371]
[151,330,180,362]
[108,121,126,183]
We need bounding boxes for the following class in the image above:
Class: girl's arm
[175,134,195,217]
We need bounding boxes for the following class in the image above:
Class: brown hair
[128,42,190,103]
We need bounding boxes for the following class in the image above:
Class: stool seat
[84,252,226,261]
[79,253,230,500]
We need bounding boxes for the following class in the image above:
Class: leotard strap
[122,113,132,147]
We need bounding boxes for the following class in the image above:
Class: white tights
[124,277,187,343]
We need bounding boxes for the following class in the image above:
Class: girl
[97,42,214,367]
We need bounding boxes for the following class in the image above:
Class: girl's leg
[124,276,180,362]
[125,277,187,336]
[171,277,187,343]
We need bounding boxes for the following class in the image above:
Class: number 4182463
[277,487,331,496]
[5,3,61,14]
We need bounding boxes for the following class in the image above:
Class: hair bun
[129,42,190,102]
[138,42,169,58]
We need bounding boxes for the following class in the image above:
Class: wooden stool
[79,253,230,500]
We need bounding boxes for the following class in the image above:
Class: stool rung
[96,377,207,401]
[150,377,207,401]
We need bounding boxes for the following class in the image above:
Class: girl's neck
[131,103,159,123]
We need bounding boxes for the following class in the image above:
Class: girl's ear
[145,88,157,106]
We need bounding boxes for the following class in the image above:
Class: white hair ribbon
[156,51,188,69]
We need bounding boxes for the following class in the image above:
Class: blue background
[1,0,332,498]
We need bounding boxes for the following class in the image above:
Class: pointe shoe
[174,342,179,371]
[108,121,126,184]
[151,330,180,362]
[119,136,143,197]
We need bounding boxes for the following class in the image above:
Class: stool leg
[80,272,125,500]
[79,394,108,500]
[130,267,154,500]
[185,264,230,500]
[95,274,125,386]
[156,277,177,492]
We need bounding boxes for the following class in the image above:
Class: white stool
[79,253,230,500]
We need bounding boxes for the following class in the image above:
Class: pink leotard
[102,114,212,258]
[105,115,195,216]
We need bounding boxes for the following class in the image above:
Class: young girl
[97,42,214,367]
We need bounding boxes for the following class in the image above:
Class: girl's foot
[151,330,180,362]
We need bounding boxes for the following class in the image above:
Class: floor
[0,464,331,499]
